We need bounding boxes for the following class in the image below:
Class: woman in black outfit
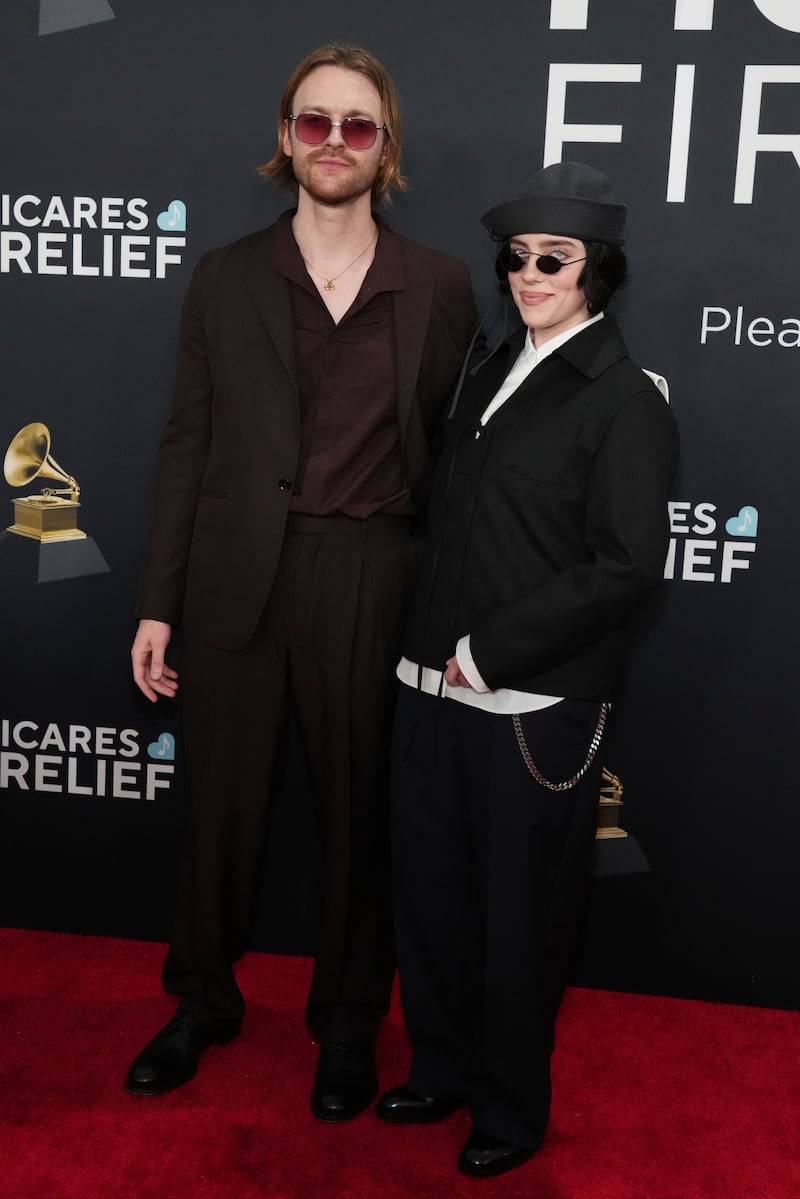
[376,162,679,1178]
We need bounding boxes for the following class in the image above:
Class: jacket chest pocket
[490,410,586,488]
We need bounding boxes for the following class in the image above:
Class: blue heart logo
[147,732,175,761]
[156,200,187,232]
[725,506,758,538]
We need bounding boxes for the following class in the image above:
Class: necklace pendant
[323,279,335,290]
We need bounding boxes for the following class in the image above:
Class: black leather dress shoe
[457,1131,538,1177]
[375,1085,463,1124]
[310,1039,377,1122]
[124,1006,240,1096]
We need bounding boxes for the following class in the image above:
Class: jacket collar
[553,312,629,377]
[499,310,629,381]
[244,214,299,392]
[243,211,434,447]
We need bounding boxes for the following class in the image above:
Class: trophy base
[0,531,109,582]
[591,834,651,877]
[0,1,117,36]
[595,826,629,840]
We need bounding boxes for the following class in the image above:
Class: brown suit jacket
[136,213,477,650]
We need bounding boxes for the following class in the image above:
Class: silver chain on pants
[511,702,610,792]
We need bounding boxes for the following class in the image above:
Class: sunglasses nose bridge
[528,253,564,278]
[519,254,545,279]
[322,119,346,147]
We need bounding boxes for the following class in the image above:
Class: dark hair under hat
[481,161,626,245]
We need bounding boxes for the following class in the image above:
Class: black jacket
[402,314,680,701]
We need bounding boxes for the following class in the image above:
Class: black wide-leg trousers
[392,686,605,1148]
[161,513,414,1041]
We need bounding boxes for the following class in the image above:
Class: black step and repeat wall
[1,0,798,1007]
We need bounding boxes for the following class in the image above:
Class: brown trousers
[162,513,414,1039]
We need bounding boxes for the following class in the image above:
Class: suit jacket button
[278,478,292,491]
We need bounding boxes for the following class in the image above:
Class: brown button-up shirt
[271,215,413,518]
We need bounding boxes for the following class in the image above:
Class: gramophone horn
[3,422,77,492]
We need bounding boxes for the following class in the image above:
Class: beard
[291,148,381,207]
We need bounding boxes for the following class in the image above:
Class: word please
[701,307,800,346]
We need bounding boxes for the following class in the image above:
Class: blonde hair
[258,43,408,205]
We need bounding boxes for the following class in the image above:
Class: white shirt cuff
[455,635,493,693]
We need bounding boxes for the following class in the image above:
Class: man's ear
[282,119,293,158]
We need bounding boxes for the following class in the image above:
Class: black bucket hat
[481,162,626,245]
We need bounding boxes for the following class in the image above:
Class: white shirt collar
[479,312,605,428]
[521,311,604,367]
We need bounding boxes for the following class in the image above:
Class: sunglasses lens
[500,247,568,275]
[341,117,378,149]
[500,247,525,273]
[293,113,331,144]
[293,114,379,149]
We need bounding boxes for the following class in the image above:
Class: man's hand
[444,655,472,688]
[131,619,178,703]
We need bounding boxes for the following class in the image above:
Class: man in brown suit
[124,43,476,1120]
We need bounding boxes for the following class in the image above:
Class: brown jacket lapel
[242,223,299,397]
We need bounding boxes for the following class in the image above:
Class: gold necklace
[303,232,378,290]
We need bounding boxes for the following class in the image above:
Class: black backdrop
[1,0,799,1008]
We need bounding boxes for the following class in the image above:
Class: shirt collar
[522,311,604,368]
[270,209,405,294]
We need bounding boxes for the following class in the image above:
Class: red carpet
[1,927,798,1198]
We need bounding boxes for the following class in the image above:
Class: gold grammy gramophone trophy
[596,767,628,840]
[4,422,86,542]
[1,422,108,582]
[592,766,650,875]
